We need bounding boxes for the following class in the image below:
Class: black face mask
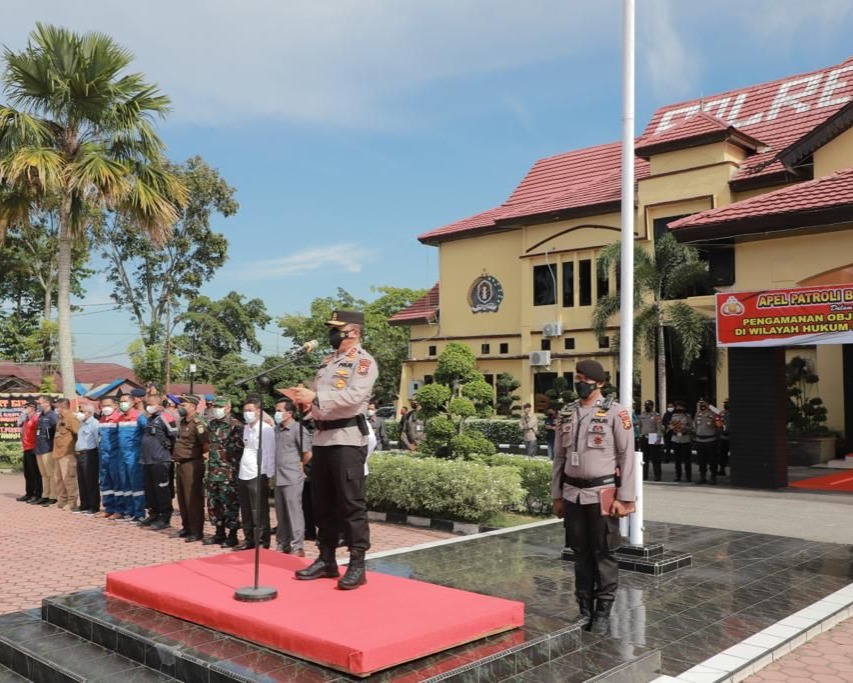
[329,328,348,350]
[177,407,188,418]
[574,381,597,399]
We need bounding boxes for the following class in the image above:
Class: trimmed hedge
[0,442,23,470]
[464,418,548,446]
[485,454,553,515]
[366,452,524,523]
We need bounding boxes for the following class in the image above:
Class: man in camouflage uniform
[203,396,243,548]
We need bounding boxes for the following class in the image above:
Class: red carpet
[790,470,853,492]
[105,551,524,676]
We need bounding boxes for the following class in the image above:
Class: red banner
[716,285,853,347]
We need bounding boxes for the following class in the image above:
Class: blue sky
[5,0,853,364]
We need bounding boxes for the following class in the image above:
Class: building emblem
[469,274,504,313]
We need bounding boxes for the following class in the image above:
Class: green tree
[495,372,521,416]
[0,23,187,398]
[786,356,829,436]
[100,156,237,348]
[277,285,426,404]
[434,342,481,391]
[592,233,712,409]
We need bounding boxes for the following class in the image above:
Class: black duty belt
[315,417,360,431]
[564,475,616,489]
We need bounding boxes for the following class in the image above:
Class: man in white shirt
[233,397,276,551]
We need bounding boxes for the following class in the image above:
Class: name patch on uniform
[618,410,632,430]
[590,417,608,425]
[357,358,372,376]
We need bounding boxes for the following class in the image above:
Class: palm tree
[592,232,713,409]
[0,23,187,398]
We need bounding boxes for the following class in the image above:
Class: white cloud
[639,0,700,100]
[233,243,372,279]
[1,0,616,128]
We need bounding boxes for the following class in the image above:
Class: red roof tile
[635,110,766,158]
[670,167,853,232]
[643,57,853,183]
[0,361,139,395]
[418,143,649,243]
[388,284,440,325]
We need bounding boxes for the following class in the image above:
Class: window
[597,264,610,299]
[428,345,437,356]
[424,375,434,385]
[653,214,690,240]
[562,261,575,307]
[579,259,592,306]
[598,336,610,349]
[564,337,576,350]
[563,372,574,386]
[483,374,494,387]
[499,342,509,354]
[541,339,551,351]
[533,264,557,306]
[481,343,490,355]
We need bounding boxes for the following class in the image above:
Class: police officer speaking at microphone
[552,359,637,634]
[287,309,378,590]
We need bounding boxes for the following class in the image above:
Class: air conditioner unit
[542,322,563,337]
[529,351,551,367]
[408,380,423,397]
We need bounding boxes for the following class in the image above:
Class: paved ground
[3,469,853,682]
[0,472,452,616]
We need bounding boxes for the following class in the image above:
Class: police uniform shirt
[311,344,378,448]
[172,416,209,461]
[669,412,694,443]
[638,411,662,437]
[694,410,719,441]
[551,398,637,505]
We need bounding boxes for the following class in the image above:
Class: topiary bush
[366,453,525,522]
[0,442,24,470]
[450,431,496,460]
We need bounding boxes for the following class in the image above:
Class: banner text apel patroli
[716,284,853,348]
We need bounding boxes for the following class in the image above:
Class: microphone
[233,341,319,387]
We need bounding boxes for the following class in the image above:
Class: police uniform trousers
[175,459,206,537]
[143,462,173,520]
[75,448,100,512]
[695,439,719,481]
[312,444,370,553]
[564,498,621,603]
[719,436,730,474]
[23,449,42,500]
[673,442,693,481]
[302,479,317,540]
[237,476,271,547]
[640,437,662,481]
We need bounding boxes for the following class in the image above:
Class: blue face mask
[273,411,284,425]
[243,411,257,424]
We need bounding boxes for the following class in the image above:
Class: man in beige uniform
[290,310,378,590]
[552,360,637,633]
[52,398,80,511]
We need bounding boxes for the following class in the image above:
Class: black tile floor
[2,520,852,681]
[364,520,853,678]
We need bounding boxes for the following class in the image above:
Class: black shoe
[203,534,226,546]
[221,530,239,548]
[710,477,718,485]
[589,600,613,636]
[674,477,681,483]
[232,542,255,552]
[149,519,170,531]
[27,497,44,505]
[296,557,339,580]
[16,494,30,502]
[575,597,594,627]
[338,564,366,590]
[171,529,190,539]
[184,535,203,543]
[137,515,158,527]
[653,477,661,482]
[40,498,53,506]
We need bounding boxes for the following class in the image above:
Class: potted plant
[786,356,835,465]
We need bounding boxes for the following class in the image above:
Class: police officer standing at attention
[552,360,636,634]
[171,395,210,542]
[290,310,378,590]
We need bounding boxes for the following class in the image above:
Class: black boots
[295,546,339,580]
[575,597,594,627]
[137,514,158,527]
[338,550,367,590]
[588,599,613,635]
[221,528,239,548]
[203,526,226,545]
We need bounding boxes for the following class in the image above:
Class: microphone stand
[234,394,278,603]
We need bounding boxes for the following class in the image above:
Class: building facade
[391,55,853,446]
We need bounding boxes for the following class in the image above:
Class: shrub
[486,454,553,514]
[0,442,24,470]
[384,420,400,443]
[366,453,524,522]
[450,431,496,460]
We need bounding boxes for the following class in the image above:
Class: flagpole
[620,0,643,547]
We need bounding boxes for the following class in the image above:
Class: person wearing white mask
[74,403,101,514]
[203,397,244,548]
[234,397,276,551]
[94,396,123,518]
[272,398,311,556]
